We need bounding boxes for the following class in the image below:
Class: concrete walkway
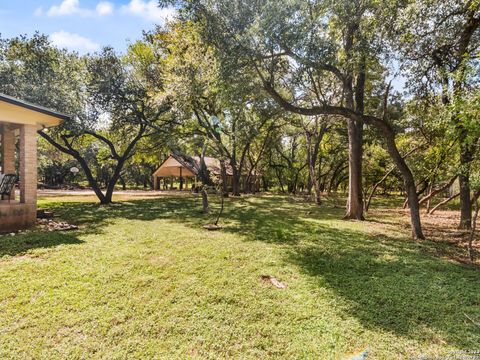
[36,189,191,197]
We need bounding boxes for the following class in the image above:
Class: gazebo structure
[152,154,261,192]
[0,94,68,232]
[152,154,199,191]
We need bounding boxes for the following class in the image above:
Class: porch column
[19,124,37,204]
[1,124,16,200]
[1,125,16,174]
[179,167,183,190]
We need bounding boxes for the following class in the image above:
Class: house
[0,94,69,232]
[152,154,261,192]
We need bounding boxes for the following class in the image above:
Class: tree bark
[220,159,229,197]
[231,167,241,196]
[305,129,322,205]
[214,192,225,225]
[119,176,127,191]
[375,121,425,240]
[343,33,366,220]
[459,146,473,229]
[198,146,211,214]
[201,187,209,214]
[77,155,108,204]
[103,157,127,204]
[344,119,364,219]
[468,191,480,262]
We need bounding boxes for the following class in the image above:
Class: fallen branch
[428,192,460,215]
[419,175,458,205]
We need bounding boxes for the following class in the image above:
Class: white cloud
[51,31,100,53]
[42,0,114,17]
[96,1,114,16]
[120,0,176,22]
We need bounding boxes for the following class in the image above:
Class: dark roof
[0,93,71,121]
[170,153,199,173]
[170,153,240,176]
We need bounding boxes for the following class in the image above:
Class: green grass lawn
[0,194,479,359]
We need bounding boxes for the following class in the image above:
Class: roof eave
[0,93,72,122]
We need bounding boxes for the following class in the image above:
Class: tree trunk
[231,167,241,196]
[306,175,313,195]
[119,176,127,191]
[275,168,285,193]
[403,176,424,239]
[425,183,433,213]
[468,191,480,262]
[220,159,229,197]
[305,132,321,205]
[74,153,110,204]
[201,187,209,214]
[103,157,127,205]
[289,170,301,194]
[344,119,364,219]
[38,131,109,203]
[342,22,365,220]
[377,123,424,240]
[191,146,211,214]
[262,177,269,192]
[459,146,473,229]
[214,192,225,225]
[307,162,321,205]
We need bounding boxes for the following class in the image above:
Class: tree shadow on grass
[0,232,84,257]
[216,198,480,350]
[42,196,205,235]
[286,230,480,350]
[181,196,480,350]
[42,195,480,349]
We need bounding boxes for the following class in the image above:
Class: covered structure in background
[0,94,68,232]
[152,154,197,190]
[152,154,261,192]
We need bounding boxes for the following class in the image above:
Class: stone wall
[0,203,36,233]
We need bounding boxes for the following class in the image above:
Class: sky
[0,0,175,54]
[0,1,407,91]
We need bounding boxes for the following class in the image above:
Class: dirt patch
[203,224,222,231]
[369,207,480,265]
